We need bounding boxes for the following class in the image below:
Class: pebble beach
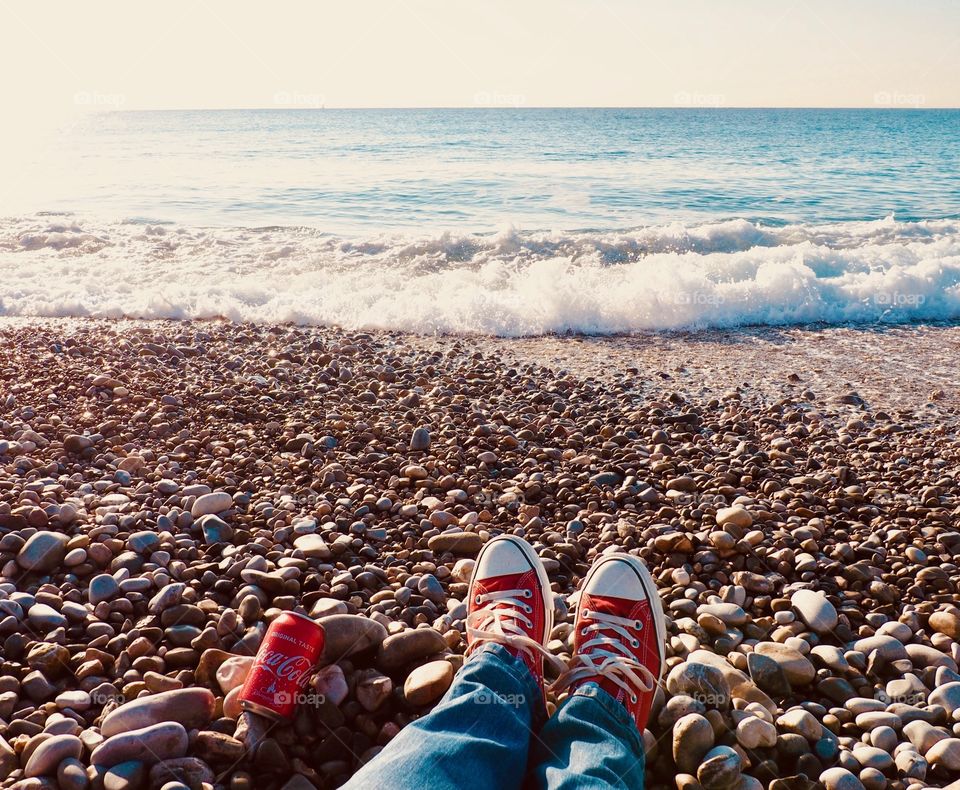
[2,317,960,790]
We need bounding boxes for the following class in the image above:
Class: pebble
[673,713,715,773]
[811,645,850,673]
[697,746,742,790]
[100,689,216,737]
[378,628,446,669]
[103,760,146,790]
[314,664,349,706]
[870,725,898,754]
[777,708,822,741]
[24,734,83,777]
[930,610,960,641]
[931,683,960,715]
[791,589,839,634]
[855,711,901,731]
[736,715,778,749]
[747,652,791,697]
[926,738,960,771]
[193,731,244,763]
[16,531,70,572]
[190,491,233,516]
[851,746,894,771]
[216,656,254,694]
[853,635,908,663]
[820,767,866,790]
[63,434,93,454]
[148,757,215,788]
[409,426,431,451]
[88,574,120,604]
[452,559,476,583]
[319,614,388,661]
[895,750,927,781]
[427,532,484,555]
[57,758,89,790]
[755,642,816,686]
[403,660,454,706]
[27,602,68,630]
[903,720,946,753]
[198,514,234,544]
[55,690,92,711]
[666,662,731,708]
[91,722,189,766]
[715,506,752,529]
[293,534,331,559]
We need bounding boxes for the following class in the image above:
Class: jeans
[343,643,645,790]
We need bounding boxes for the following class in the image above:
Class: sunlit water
[2,109,959,334]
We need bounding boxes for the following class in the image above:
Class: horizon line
[95,105,960,112]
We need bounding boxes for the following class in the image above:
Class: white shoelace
[467,588,567,674]
[552,609,657,704]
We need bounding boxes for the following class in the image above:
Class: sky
[1,0,958,113]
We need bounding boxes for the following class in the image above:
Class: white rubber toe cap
[475,535,537,578]
[588,557,649,600]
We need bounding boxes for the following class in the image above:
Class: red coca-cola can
[239,611,325,720]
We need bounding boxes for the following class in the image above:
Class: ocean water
[3,108,960,335]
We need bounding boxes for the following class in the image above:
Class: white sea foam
[2,215,960,336]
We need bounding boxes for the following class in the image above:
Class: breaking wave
[2,214,959,336]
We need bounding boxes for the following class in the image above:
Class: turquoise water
[3,109,960,334]
[10,108,960,231]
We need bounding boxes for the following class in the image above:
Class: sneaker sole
[469,534,555,647]
[580,552,667,683]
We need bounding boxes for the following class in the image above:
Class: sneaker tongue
[583,593,637,619]
[478,572,529,595]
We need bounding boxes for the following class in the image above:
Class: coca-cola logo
[255,650,315,689]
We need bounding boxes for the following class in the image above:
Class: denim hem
[470,642,548,729]
[566,682,643,753]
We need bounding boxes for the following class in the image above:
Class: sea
[2,108,959,335]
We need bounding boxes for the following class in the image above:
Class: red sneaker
[466,535,563,691]
[555,552,666,731]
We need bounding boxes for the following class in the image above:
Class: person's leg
[344,643,544,790]
[530,552,666,790]
[345,535,563,790]
[529,682,645,789]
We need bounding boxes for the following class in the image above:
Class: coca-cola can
[239,611,325,720]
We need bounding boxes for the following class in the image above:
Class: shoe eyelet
[524,604,532,613]
[581,627,589,636]
[630,694,638,704]
[523,589,533,598]
[634,620,642,630]
[581,609,589,618]
[475,595,482,604]
[631,639,640,648]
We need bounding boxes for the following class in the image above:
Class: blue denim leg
[343,643,546,790]
[528,683,646,790]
